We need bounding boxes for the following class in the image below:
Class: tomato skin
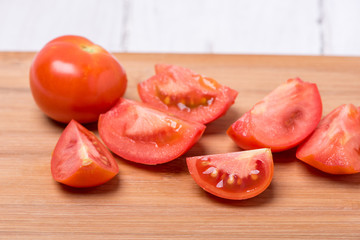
[30,35,127,123]
[51,120,119,188]
[186,149,273,200]
[296,104,360,174]
[227,78,322,152]
[98,98,206,165]
[138,64,238,124]
[227,112,265,150]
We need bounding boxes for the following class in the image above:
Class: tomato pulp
[51,120,119,188]
[186,148,273,200]
[138,64,238,124]
[30,35,127,123]
[227,78,322,152]
[98,98,206,165]
[296,104,360,174]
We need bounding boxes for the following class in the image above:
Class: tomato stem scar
[81,45,99,53]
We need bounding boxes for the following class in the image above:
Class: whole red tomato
[30,35,127,123]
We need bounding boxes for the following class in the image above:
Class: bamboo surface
[1,52,360,239]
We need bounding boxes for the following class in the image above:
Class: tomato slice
[296,104,360,174]
[51,120,119,188]
[138,64,238,124]
[186,148,273,200]
[227,78,322,152]
[98,98,206,165]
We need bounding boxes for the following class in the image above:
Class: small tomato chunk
[138,64,238,124]
[227,78,322,152]
[51,120,119,188]
[98,98,206,165]
[296,104,360,174]
[186,148,273,200]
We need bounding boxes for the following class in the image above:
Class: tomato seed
[202,166,216,175]
[163,96,171,105]
[236,178,242,185]
[250,169,260,181]
[82,158,93,166]
[210,169,218,178]
[227,174,235,185]
[216,179,224,188]
[201,160,210,166]
[251,174,258,181]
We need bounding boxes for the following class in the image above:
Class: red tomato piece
[296,104,360,174]
[98,98,206,165]
[138,64,238,124]
[227,78,322,152]
[30,35,127,123]
[186,148,273,200]
[51,120,119,188]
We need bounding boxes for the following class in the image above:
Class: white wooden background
[0,0,360,56]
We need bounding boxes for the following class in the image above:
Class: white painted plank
[323,0,360,56]
[126,0,321,55]
[0,0,125,52]
[3,0,360,56]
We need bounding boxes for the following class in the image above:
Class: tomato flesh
[30,35,127,123]
[227,78,322,152]
[296,104,360,174]
[51,120,119,188]
[98,98,206,165]
[186,148,273,200]
[138,64,238,124]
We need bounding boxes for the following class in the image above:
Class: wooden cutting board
[1,52,360,239]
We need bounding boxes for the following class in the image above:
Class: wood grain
[1,52,360,239]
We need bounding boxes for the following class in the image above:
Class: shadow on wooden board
[299,161,360,185]
[45,115,99,132]
[204,107,243,135]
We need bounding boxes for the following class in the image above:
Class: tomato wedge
[51,120,119,188]
[98,98,206,165]
[296,104,360,174]
[138,64,238,124]
[227,78,322,152]
[186,148,273,200]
